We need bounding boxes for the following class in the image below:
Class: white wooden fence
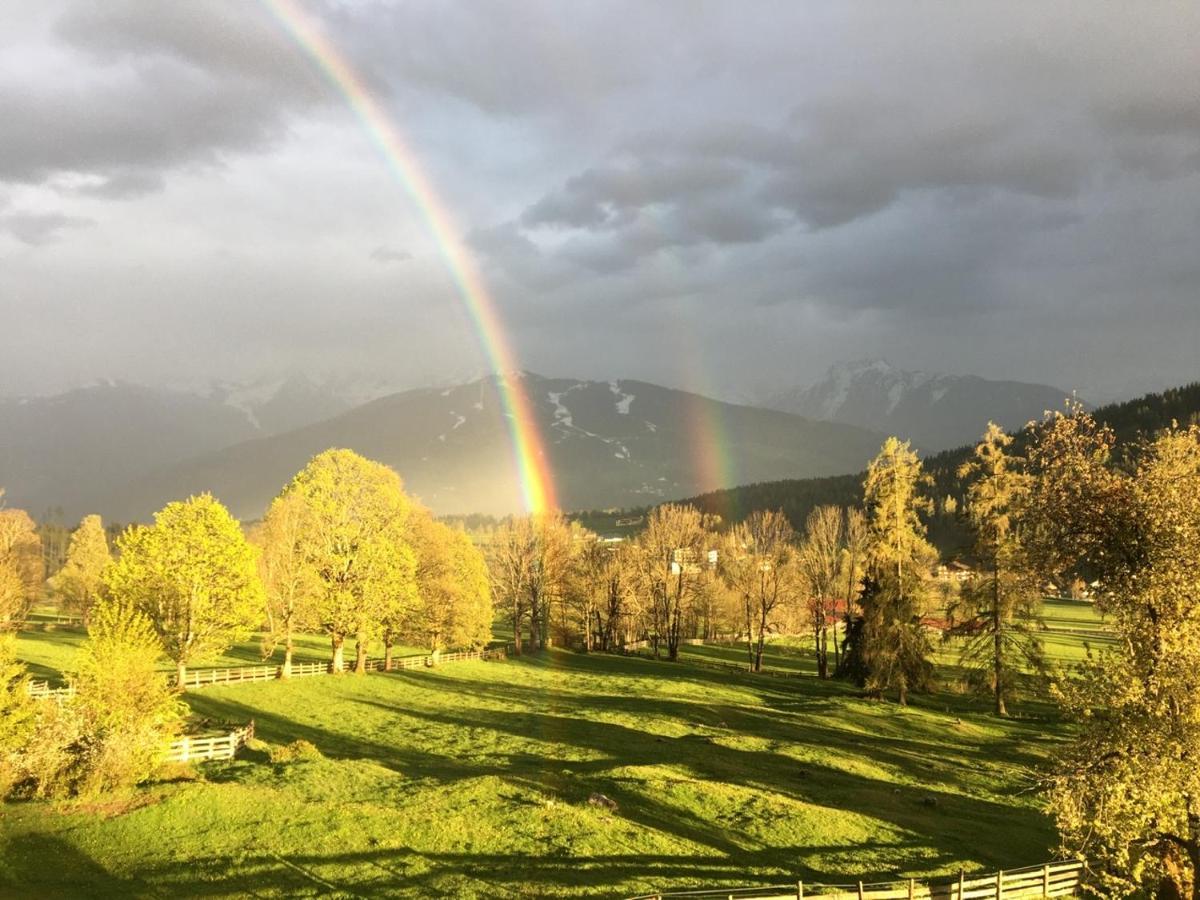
[26,680,76,700]
[165,721,255,764]
[628,861,1085,900]
[177,646,508,689]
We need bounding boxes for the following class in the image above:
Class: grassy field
[13,627,428,685]
[1,634,1078,899]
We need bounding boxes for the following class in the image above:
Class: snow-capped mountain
[765,359,1080,452]
[74,373,885,521]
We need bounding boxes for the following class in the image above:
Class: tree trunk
[176,659,187,690]
[512,600,523,655]
[384,639,394,671]
[331,634,344,673]
[354,630,368,674]
[993,565,1006,716]
[281,632,293,679]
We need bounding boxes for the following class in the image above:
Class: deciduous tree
[254,492,317,677]
[723,509,796,672]
[282,449,415,673]
[48,515,110,625]
[0,507,42,628]
[797,506,842,679]
[102,494,262,687]
[1027,412,1200,898]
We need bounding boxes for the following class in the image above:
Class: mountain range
[0,374,887,522]
[764,359,1079,452]
[0,364,1092,523]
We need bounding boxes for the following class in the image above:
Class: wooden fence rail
[165,721,255,764]
[627,860,1085,900]
[26,680,76,700]
[175,646,508,689]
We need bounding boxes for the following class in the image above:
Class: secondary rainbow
[263,0,556,514]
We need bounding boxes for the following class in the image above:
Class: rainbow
[263,0,556,514]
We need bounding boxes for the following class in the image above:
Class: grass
[2,638,1076,899]
[14,628,428,685]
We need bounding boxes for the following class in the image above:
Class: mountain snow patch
[609,381,635,414]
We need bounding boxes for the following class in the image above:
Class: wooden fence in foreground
[628,861,1084,900]
[165,721,255,764]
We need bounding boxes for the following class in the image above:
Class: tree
[525,512,574,651]
[71,601,186,795]
[723,509,796,672]
[950,423,1043,715]
[797,506,842,678]
[486,516,536,654]
[632,504,714,660]
[0,635,37,797]
[854,438,936,704]
[408,510,490,655]
[1026,412,1200,898]
[0,508,42,628]
[254,492,318,677]
[102,494,263,688]
[836,507,868,669]
[48,515,110,625]
[282,449,415,674]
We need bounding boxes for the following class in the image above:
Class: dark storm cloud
[0,1,326,190]
[1,1,1197,403]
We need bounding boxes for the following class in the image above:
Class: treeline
[671,381,1200,557]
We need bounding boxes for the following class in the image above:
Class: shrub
[268,739,324,763]
[70,602,186,796]
[0,635,38,797]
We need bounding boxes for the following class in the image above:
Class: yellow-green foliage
[1030,415,1200,897]
[102,493,263,684]
[71,601,186,796]
[280,449,416,670]
[0,508,42,627]
[0,635,37,796]
[48,514,111,623]
[409,510,492,652]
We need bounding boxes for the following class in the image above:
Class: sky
[0,1,1197,403]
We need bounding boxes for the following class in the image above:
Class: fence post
[858,881,865,900]
[909,878,915,900]
[958,870,965,900]
[180,736,190,763]
[1042,865,1049,899]
[997,869,1003,900]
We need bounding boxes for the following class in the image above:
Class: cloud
[369,245,412,265]
[0,1,328,191]
[0,210,94,245]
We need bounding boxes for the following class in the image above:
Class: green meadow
[0,607,1105,899]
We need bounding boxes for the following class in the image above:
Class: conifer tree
[102,494,262,687]
[48,515,110,625]
[951,423,1042,715]
[854,437,936,704]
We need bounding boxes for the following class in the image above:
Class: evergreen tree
[857,437,936,704]
[950,423,1042,715]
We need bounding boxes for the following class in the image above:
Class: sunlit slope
[91,374,885,521]
[0,649,1063,898]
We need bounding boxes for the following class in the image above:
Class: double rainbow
[264,0,556,514]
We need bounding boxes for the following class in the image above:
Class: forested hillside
[595,382,1200,558]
